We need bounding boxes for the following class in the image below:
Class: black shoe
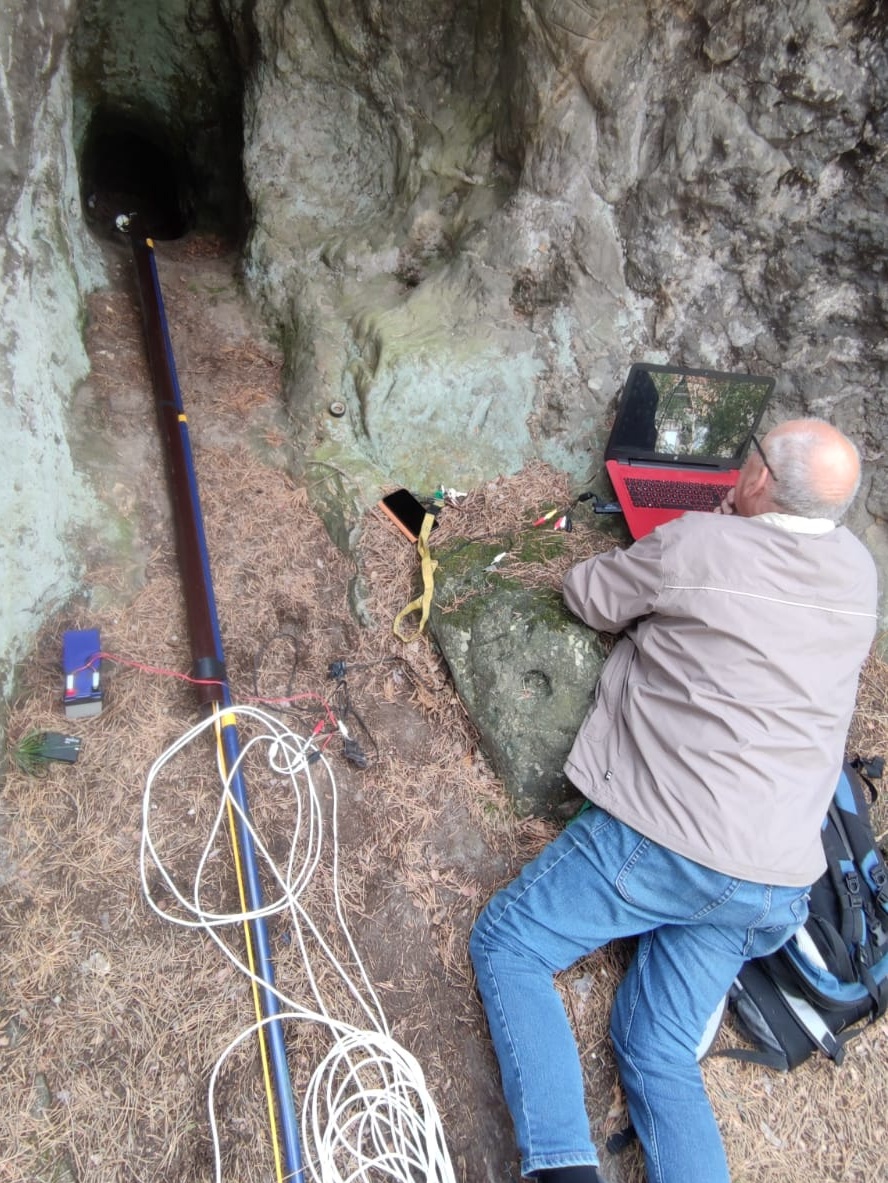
[533,1167,603,1183]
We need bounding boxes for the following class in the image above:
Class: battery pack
[62,629,103,718]
[36,732,83,764]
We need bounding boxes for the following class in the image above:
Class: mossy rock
[429,533,608,816]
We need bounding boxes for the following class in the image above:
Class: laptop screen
[606,363,775,467]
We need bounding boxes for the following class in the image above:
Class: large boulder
[429,534,608,816]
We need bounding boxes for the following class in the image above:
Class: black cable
[252,631,300,708]
[326,661,379,767]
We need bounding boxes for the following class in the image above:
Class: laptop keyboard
[624,477,732,511]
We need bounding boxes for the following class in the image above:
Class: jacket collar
[754,512,836,535]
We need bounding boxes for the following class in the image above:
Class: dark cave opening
[80,107,195,242]
[71,3,256,246]
[79,97,251,246]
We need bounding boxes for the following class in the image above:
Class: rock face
[240,0,887,623]
[1,0,887,703]
[0,2,101,698]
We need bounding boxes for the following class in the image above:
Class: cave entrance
[80,107,194,241]
[71,0,254,246]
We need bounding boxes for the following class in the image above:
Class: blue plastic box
[62,629,103,718]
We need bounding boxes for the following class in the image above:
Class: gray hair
[767,421,861,522]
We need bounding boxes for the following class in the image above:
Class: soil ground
[1,235,887,1183]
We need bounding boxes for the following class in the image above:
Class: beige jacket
[562,511,878,886]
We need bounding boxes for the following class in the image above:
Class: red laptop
[605,363,774,540]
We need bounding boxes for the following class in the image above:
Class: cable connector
[327,659,348,680]
[337,719,368,768]
[342,738,369,768]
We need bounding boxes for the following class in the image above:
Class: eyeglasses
[750,434,779,482]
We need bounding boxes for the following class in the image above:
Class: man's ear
[744,460,773,511]
[748,463,771,496]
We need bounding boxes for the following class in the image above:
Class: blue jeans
[469,806,809,1182]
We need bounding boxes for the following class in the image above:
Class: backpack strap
[839,763,888,911]
[774,983,847,1062]
[802,914,856,983]
[822,801,866,953]
[724,961,846,1069]
[829,765,888,1015]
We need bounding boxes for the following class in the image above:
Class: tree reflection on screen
[648,371,768,459]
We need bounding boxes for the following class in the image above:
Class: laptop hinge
[626,457,728,471]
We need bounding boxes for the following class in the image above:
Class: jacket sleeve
[563,527,667,633]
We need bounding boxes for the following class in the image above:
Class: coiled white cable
[140,704,455,1183]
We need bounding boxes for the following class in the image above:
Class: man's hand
[714,487,736,515]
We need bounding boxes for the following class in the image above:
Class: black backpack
[727,756,888,1071]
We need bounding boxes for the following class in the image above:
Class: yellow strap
[393,512,438,642]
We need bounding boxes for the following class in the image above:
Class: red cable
[76,650,339,730]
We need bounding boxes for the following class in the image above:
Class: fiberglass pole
[129,231,303,1181]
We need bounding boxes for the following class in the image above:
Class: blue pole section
[129,232,303,1180]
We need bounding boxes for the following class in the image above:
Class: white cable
[140,703,455,1183]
